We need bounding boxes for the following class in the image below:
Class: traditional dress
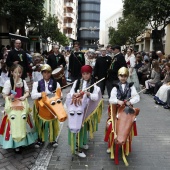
[125,54,141,92]
[31,78,61,143]
[109,82,140,104]
[105,81,140,165]
[66,65,103,158]
[154,84,170,105]
[0,79,37,149]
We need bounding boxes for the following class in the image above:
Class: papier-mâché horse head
[115,105,140,145]
[5,98,29,142]
[66,93,88,133]
[38,88,67,122]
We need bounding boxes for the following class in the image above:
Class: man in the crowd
[6,39,28,79]
[68,41,85,82]
[106,44,114,58]
[47,45,66,86]
[94,48,111,96]
[106,45,127,98]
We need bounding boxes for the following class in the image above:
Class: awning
[9,33,29,43]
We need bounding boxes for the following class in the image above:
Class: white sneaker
[15,148,20,152]
[106,148,111,153]
[51,141,58,148]
[82,144,89,150]
[75,150,86,158]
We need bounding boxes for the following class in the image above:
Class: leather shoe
[163,105,170,109]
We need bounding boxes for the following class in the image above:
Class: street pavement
[0,88,170,169]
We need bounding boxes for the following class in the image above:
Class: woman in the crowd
[137,59,150,86]
[154,62,170,94]
[144,60,161,94]
[125,48,141,91]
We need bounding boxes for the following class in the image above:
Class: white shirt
[109,84,140,105]
[70,79,100,101]
[2,79,29,95]
[125,54,136,68]
[31,80,60,99]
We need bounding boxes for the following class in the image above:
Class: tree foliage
[0,0,45,34]
[109,14,146,46]
[40,14,69,46]
[123,0,170,30]
[123,0,170,51]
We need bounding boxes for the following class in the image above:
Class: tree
[39,14,69,46]
[108,15,146,47]
[1,0,45,35]
[123,0,170,51]
[108,27,128,46]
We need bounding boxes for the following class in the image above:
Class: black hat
[111,45,121,51]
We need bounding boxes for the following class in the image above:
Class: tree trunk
[152,29,164,52]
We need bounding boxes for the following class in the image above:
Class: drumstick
[52,82,74,93]
[127,88,147,101]
[61,82,74,89]
[83,77,105,92]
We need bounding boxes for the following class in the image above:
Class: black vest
[74,78,94,93]
[116,82,133,101]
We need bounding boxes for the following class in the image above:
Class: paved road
[1,88,170,170]
[47,93,170,170]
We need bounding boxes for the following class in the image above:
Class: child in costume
[106,67,140,153]
[68,65,101,158]
[0,64,37,153]
[32,53,44,82]
[31,64,61,148]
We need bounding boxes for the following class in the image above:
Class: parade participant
[32,53,44,82]
[105,67,140,165]
[0,64,37,153]
[67,65,101,158]
[31,64,62,148]
[85,49,96,72]
[106,45,127,98]
[109,67,140,107]
[68,41,85,82]
[6,39,29,79]
[94,48,111,96]
[125,48,141,92]
[47,45,66,86]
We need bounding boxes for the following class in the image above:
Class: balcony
[64,12,75,19]
[65,33,75,39]
[64,2,74,9]
[64,22,75,29]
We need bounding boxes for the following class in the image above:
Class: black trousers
[106,79,119,98]
[97,79,106,95]
[70,74,81,82]
[154,81,163,94]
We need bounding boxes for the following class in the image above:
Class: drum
[52,67,67,87]
[52,67,64,80]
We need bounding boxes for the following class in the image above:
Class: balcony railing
[65,2,74,9]
[65,33,75,39]
[64,12,75,19]
[64,22,75,28]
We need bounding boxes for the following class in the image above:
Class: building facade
[77,0,101,50]
[63,0,78,41]
[104,9,123,47]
